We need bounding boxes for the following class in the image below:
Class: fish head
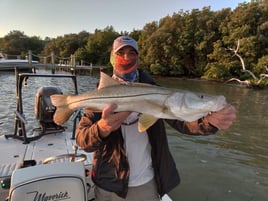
[167,91,227,121]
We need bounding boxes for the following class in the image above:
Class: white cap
[113,36,138,53]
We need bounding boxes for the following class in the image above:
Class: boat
[0,53,38,72]
[0,59,38,72]
[0,69,173,201]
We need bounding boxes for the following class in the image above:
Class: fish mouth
[209,95,227,111]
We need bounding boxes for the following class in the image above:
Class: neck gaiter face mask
[110,50,138,82]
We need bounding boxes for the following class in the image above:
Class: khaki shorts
[94,178,160,201]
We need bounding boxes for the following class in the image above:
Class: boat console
[8,162,88,201]
[1,145,94,201]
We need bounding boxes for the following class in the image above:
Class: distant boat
[0,58,38,71]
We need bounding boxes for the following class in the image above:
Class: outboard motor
[34,86,64,134]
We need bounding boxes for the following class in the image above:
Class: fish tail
[50,94,74,125]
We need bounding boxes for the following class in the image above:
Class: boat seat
[34,86,65,134]
[8,162,87,201]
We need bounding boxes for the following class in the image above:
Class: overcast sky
[0,0,249,39]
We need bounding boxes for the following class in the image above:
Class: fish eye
[199,95,204,99]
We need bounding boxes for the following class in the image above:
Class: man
[76,36,236,201]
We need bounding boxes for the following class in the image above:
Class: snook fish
[50,72,227,132]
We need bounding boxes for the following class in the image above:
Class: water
[156,77,268,201]
[0,70,267,201]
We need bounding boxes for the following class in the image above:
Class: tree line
[0,1,267,84]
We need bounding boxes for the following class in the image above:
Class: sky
[0,0,249,39]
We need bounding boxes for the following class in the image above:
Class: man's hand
[97,103,131,138]
[206,105,237,130]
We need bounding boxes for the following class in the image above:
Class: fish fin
[138,114,158,132]
[50,94,68,107]
[98,72,120,89]
[53,106,74,125]
[50,94,74,125]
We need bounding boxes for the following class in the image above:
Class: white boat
[0,59,38,72]
[0,53,38,71]
[0,69,172,201]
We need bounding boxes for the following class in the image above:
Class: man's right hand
[97,103,131,138]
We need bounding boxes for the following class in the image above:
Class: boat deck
[0,132,93,178]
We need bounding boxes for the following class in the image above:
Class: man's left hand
[206,105,237,130]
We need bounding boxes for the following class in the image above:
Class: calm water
[0,70,267,201]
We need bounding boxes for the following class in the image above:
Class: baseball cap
[113,36,139,53]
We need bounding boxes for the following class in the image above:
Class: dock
[35,63,106,75]
[0,50,107,75]
[0,63,106,75]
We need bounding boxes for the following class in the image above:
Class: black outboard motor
[34,86,65,134]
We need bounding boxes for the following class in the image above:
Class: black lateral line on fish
[67,92,169,105]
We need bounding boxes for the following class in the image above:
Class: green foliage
[1,30,45,59]
[203,63,232,79]
[85,26,119,65]
[1,1,267,81]
[150,63,164,75]
[74,47,90,64]
[254,55,268,75]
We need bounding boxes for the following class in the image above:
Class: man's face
[115,46,137,61]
